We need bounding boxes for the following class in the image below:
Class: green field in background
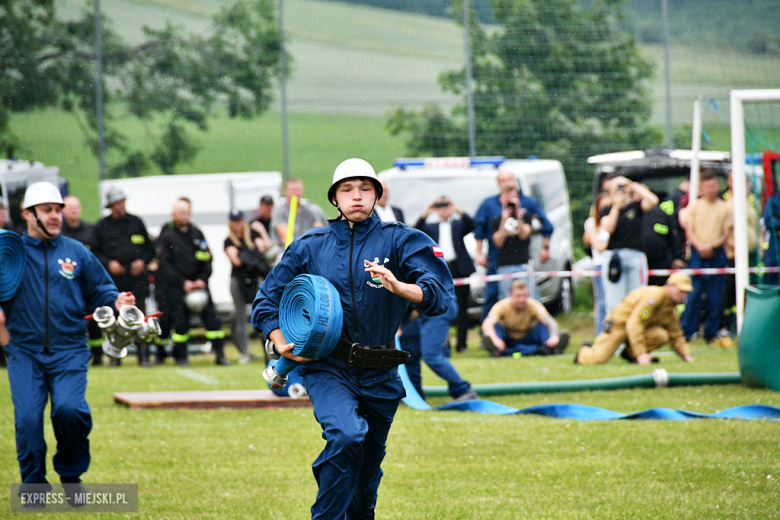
[11,108,405,220]
[1,314,779,519]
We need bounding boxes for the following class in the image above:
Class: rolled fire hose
[0,229,26,301]
[262,274,343,389]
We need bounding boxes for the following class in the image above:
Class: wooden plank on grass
[113,390,311,410]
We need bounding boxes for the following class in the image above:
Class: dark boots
[90,346,103,366]
[137,343,151,367]
[173,343,189,367]
[214,341,232,366]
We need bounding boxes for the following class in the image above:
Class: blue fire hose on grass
[262,274,343,390]
[0,229,26,301]
[395,339,780,421]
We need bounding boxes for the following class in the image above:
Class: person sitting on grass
[574,273,694,365]
[480,280,569,357]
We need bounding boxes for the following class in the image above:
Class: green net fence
[4,0,780,226]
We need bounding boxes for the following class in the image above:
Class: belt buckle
[348,342,361,367]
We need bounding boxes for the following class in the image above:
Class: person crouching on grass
[481,280,569,357]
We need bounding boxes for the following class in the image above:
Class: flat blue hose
[395,338,780,421]
[275,274,343,377]
[0,229,26,301]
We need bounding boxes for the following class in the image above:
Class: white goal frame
[731,89,780,333]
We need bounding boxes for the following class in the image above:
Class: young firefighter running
[3,183,134,509]
[252,159,454,519]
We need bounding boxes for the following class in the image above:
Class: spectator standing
[3,182,134,506]
[481,280,569,357]
[224,209,263,365]
[492,189,536,300]
[583,192,611,334]
[721,170,759,339]
[575,274,694,365]
[270,178,326,248]
[474,170,553,324]
[598,176,659,316]
[680,172,731,343]
[253,194,274,233]
[415,196,475,352]
[641,198,685,287]
[763,186,780,286]
[0,198,13,231]
[61,195,104,366]
[374,181,405,223]
[156,198,231,366]
[92,187,156,367]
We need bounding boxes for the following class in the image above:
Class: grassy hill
[10,0,780,218]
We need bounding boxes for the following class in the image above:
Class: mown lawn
[1,310,779,519]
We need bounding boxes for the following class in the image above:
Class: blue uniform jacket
[3,233,119,352]
[474,194,554,270]
[252,215,454,348]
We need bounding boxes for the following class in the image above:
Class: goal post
[730,89,780,334]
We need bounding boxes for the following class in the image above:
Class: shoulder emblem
[130,234,145,245]
[640,307,651,321]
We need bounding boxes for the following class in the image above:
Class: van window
[527,171,564,212]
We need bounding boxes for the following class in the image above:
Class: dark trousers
[480,265,499,326]
[681,248,726,341]
[6,346,92,490]
[303,360,404,520]
[448,261,471,350]
[401,303,471,399]
[156,284,224,359]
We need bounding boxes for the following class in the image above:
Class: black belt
[329,338,410,369]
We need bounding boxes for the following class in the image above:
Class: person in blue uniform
[2,182,134,505]
[252,158,454,520]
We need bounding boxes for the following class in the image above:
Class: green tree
[387,0,658,217]
[0,0,282,177]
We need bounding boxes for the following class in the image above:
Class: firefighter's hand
[130,259,146,277]
[115,292,136,310]
[108,260,126,276]
[364,260,423,303]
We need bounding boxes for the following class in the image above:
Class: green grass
[2,314,779,519]
[11,108,406,221]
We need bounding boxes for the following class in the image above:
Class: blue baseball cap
[229,209,245,221]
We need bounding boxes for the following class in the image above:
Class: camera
[507,202,517,213]
[433,201,450,209]
[618,185,624,193]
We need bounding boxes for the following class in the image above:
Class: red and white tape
[452,266,780,286]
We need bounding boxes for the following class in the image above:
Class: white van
[99,171,283,317]
[378,157,574,316]
[0,160,64,229]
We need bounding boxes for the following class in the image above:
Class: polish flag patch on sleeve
[432,246,444,257]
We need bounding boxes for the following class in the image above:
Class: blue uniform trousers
[402,303,471,399]
[495,322,549,356]
[303,360,405,520]
[6,345,92,490]
[681,248,726,341]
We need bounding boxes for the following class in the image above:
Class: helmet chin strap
[33,207,55,238]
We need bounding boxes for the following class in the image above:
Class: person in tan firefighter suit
[574,272,695,365]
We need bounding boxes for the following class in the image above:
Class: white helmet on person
[327,158,383,207]
[22,182,64,209]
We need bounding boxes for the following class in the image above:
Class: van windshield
[383,175,498,225]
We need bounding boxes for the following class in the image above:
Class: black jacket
[640,204,684,269]
[92,214,154,269]
[415,213,476,276]
[156,221,213,288]
[62,220,95,248]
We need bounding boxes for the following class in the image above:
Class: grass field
[2,310,779,519]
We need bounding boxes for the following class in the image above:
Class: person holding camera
[598,176,659,316]
[492,190,536,300]
[415,196,475,352]
[225,209,270,364]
